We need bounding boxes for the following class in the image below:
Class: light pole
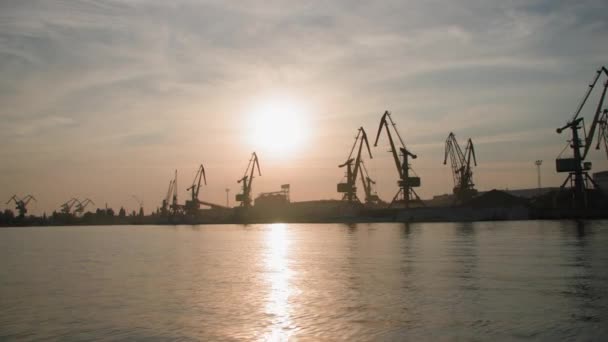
[225,188,230,207]
[535,160,543,195]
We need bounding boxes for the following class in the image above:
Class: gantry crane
[236,152,261,208]
[6,195,36,218]
[444,132,478,204]
[373,110,422,208]
[556,66,608,208]
[74,198,94,216]
[60,198,80,214]
[185,164,207,216]
[337,127,372,203]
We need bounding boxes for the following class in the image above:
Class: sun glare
[249,96,308,156]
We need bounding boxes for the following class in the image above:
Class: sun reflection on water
[263,223,295,340]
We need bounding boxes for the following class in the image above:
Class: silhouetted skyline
[1,1,607,214]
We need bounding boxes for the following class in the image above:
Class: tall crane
[444,132,478,204]
[185,164,207,216]
[337,127,372,203]
[236,152,261,208]
[6,195,36,218]
[360,160,381,205]
[556,66,608,208]
[600,112,608,159]
[161,170,182,216]
[161,177,175,216]
[60,198,80,214]
[74,198,94,216]
[373,110,422,208]
[169,170,182,215]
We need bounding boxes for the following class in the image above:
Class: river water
[1,221,607,341]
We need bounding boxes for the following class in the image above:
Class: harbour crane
[185,164,207,216]
[159,170,182,216]
[444,132,478,203]
[373,110,422,208]
[337,127,372,203]
[6,195,36,218]
[600,113,608,159]
[132,195,144,216]
[60,198,80,214]
[360,160,381,205]
[74,198,94,216]
[169,170,182,215]
[236,152,261,208]
[161,178,175,216]
[556,66,608,208]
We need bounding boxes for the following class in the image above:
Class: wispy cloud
[1,0,607,212]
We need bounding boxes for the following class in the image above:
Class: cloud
[1,0,607,212]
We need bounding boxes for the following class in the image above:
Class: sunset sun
[249,96,309,156]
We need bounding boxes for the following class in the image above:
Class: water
[1,221,608,341]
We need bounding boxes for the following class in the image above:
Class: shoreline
[2,206,607,227]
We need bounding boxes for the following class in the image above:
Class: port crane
[444,132,478,203]
[373,110,422,208]
[236,152,261,208]
[161,176,176,216]
[170,170,182,215]
[360,160,381,205]
[556,66,608,208]
[6,195,36,218]
[185,164,207,216]
[600,115,608,159]
[74,198,94,216]
[338,127,373,203]
[60,198,80,214]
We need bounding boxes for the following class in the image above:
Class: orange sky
[1,1,607,214]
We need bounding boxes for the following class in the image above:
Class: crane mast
[185,164,207,216]
[444,132,477,203]
[160,170,182,216]
[599,112,608,158]
[60,198,80,214]
[373,110,422,208]
[337,127,372,203]
[556,66,608,208]
[360,160,380,205]
[236,152,261,208]
[170,170,182,215]
[161,179,174,216]
[338,158,356,202]
[6,195,36,218]
[74,198,94,215]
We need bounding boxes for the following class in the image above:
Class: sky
[1,0,608,214]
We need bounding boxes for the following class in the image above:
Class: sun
[248,96,309,156]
